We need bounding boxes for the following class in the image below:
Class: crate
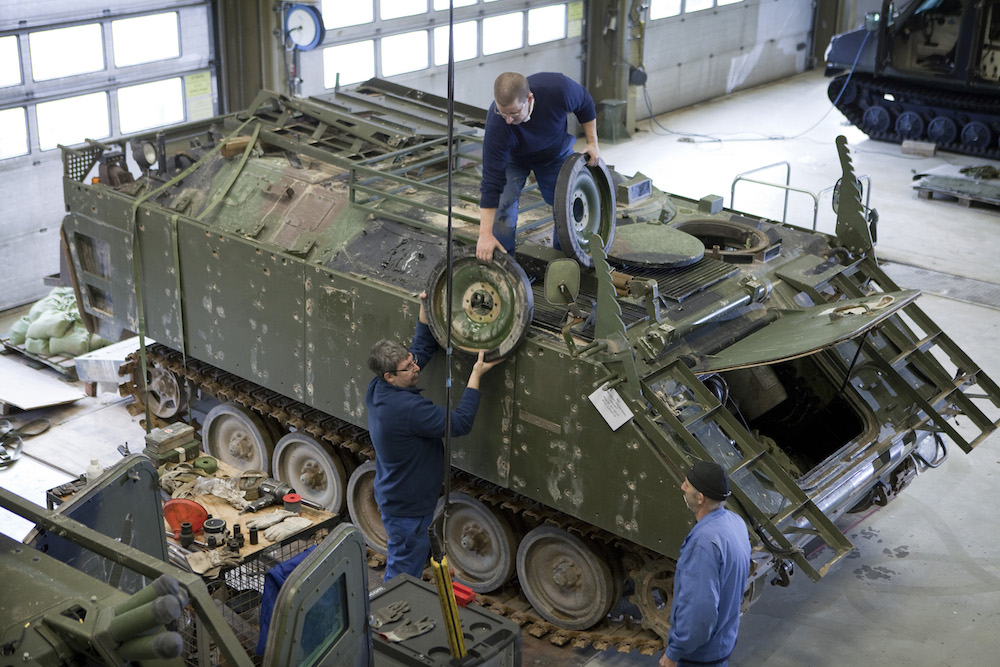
[179,532,327,666]
[145,422,197,453]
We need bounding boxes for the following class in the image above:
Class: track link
[120,344,668,655]
[830,73,1000,159]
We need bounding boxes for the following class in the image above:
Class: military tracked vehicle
[59,79,1000,653]
[826,0,1000,157]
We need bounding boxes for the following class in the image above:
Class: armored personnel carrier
[59,79,1000,653]
[826,0,1000,157]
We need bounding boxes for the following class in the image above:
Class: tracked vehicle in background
[826,0,1000,157]
[60,79,1000,653]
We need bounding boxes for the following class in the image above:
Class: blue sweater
[365,322,482,518]
[666,507,751,663]
[479,72,597,209]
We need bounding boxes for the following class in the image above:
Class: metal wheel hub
[272,432,346,513]
[347,460,387,554]
[228,432,253,459]
[462,282,501,323]
[426,246,533,362]
[203,403,275,473]
[631,558,677,641]
[439,493,517,592]
[516,525,616,630]
[147,366,187,419]
[551,558,581,588]
[553,153,616,268]
[298,460,327,490]
[460,523,489,553]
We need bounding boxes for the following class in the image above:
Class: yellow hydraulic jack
[428,509,466,660]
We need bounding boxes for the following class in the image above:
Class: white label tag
[588,385,633,431]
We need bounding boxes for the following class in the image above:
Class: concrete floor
[2,69,998,666]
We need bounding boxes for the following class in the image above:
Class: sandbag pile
[6,287,110,357]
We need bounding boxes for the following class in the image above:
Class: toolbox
[369,574,521,666]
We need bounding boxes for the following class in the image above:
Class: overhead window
[29,23,105,81]
[528,5,567,45]
[649,0,744,18]
[686,0,714,11]
[321,1,373,28]
[0,107,29,159]
[112,13,181,67]
[649,0,681,19]
[433,21,478,66]
[382,31,429,76]
[323,40,376,87]
[483,12,524,55]
[381,0,425,20]
[36,91,110,151]
[118,78,185,134]
[0,36,21,87]
[433,0,476,8]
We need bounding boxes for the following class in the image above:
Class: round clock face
[286,5,324,50]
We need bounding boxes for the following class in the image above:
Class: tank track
[830,73,1000,159]
[120,344,668,655]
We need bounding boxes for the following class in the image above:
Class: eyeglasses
[494,95,532,122]
[388,354,418,374]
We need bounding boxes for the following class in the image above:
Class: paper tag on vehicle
[588,385,633,431]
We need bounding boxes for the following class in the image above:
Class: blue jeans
[381,512,434,581]
[493,147,576,254]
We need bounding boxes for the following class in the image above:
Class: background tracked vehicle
[59,80,1000,653]
[826,0,1000,157]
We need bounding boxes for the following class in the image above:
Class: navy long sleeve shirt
[365,322,482,518]
[666,507,752,663]
[478,72,597,209]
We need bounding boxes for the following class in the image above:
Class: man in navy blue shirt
[662,461,751,667]
[477,71,600,260]
[366,293,501,580]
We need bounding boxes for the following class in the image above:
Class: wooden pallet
[915,175,1000,210]
[0,336,78,380]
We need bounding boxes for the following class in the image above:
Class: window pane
[483,13,523,55]
[119,78,185,134]
[649,0,681,19]
[528,4,566,46]
[112,12,180,67]
[0,107,29,159]
[322,0,373,28]
[685,0,713,12]
[323,41,375,87]
[36,91,109,150]
[381,0,426,20]
[29,24,105,81]
[382,31,428,76]
[0,36,21,87]
[433,0,476,9]
[433,21,477,66]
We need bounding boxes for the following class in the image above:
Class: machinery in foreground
[0,456,520,666]
[58,79,1000,653]
[826,0,1000,157]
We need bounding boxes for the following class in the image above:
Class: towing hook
[770,560,794,587]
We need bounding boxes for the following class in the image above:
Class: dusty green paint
[59,86,1000,570]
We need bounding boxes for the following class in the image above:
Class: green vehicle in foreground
[59,79,1000,653]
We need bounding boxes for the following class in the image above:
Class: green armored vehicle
[59,80,1000,652]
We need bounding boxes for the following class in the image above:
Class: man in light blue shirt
[661,461,751,667]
